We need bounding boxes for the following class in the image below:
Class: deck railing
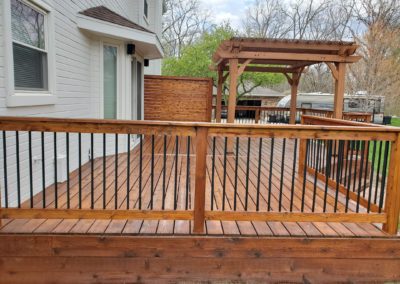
[211,106,374,124]
[0,116,399,234]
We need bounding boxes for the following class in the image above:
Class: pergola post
[227,59,238,124]
[333,63,346,119]
[215,65,223,123]
[290,73,301,124]
[285,72,301,125]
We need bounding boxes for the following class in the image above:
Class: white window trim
[3,0,56,107]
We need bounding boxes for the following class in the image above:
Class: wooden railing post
[383,133,400,235]
[193,127,208,233]
[298,117,307,176]
[255,109,260,124]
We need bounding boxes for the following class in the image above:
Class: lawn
[390,117,400,127]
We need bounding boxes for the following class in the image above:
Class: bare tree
[242,0,289,38]
[162,0,212,57]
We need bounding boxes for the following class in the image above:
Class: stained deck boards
[0,136,393,238]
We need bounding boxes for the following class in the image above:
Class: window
[11,0,48,91]
[144,0,148,18]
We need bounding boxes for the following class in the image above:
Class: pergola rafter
[212,37,360,125]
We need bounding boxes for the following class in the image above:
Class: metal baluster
[115,134,118,209]
[279,138,286,212]
[16,131,21,208]
[2,131,8,208]
[211,137,216,210]
[54,132,58,209]
[185,136,191,210]
[28,132,33,208]
[234,137,239,211]
[290,139,298,212]
[245,137,251,211]
[66,133,70,209]
[268,138,274,211]
[222,137,227,211]
[256,138,263,211]
[162,135,167,210]
[150,135,155,210]
[127,134,131,209]
[174,136,178,210]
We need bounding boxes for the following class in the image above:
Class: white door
[131,59,143,120]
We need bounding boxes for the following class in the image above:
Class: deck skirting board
[0,235,399,283]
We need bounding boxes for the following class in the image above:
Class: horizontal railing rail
[0,116,399,234]
[211,106,374,124]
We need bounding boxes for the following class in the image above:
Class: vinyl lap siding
[0,0,158,206]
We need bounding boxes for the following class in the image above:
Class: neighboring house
[0,0,164,206]
[213,86,284,107]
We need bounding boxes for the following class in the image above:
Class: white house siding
[0,0,163,207]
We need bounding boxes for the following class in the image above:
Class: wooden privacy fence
[0,116,399,234]
[144,75,213,122]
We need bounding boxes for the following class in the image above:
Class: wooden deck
[0,135,394,238]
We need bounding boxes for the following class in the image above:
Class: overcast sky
[198,0,255,30]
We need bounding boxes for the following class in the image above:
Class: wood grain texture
[144,75,213,122]
[0,235,399,283]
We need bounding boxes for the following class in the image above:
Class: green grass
[391,117,400,127]
[368,141,390,173]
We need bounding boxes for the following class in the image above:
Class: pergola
[212,38,360,124]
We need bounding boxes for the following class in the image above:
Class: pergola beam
[221,66,300,73]
[215,51,361,63]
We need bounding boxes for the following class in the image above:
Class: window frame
[3,0,56,107]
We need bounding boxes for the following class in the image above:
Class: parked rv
[276,92,385,123]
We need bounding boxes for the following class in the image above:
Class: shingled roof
[79,6,154,34]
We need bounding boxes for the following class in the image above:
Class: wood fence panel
[144,75,213,122]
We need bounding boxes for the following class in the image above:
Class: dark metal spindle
[41,132,46,208]
[115,134,118,209]
[78,133,82,209]
[103,134,106,209]
[66,133,70,209]
[185,136,191,210]
[16,131,21,208]
[173,136,179,210]
[162,135,167,210]
[211,137,216,210]
[367,141,377,212]
[150,135,155,210]
[256,138,263,211]
[245,137,251,211]
[139,135,143,210]
[127,134,131,209]
[323,140,332,212]
[301,139,310,212]
[54,132,58,209]
[28,131,33,208]
[279,138,286,212]
[222,137,227,211]
[378,141,390,212]
[290,139,298,212]
[234,137,239,211]
[90,133,94,209]
[268,138,274,211]
[2,131,8,208]
[312,140,321,212]
[374,141,383,204]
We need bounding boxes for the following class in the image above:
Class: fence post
[383,133,400,235]
[193,127,208,233]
